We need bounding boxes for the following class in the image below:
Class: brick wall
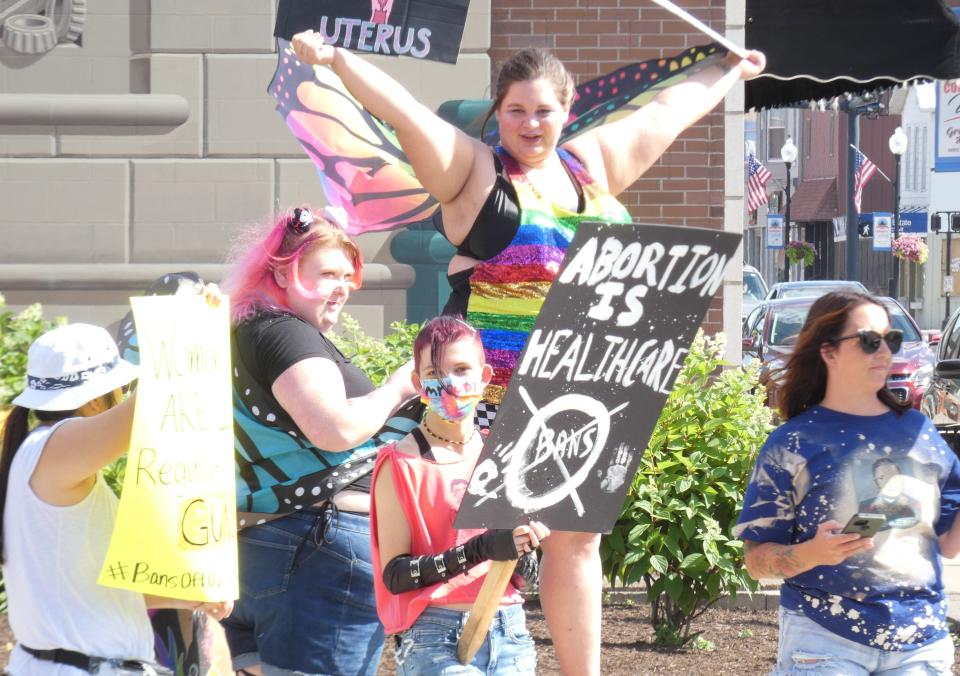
[490,0,728,332]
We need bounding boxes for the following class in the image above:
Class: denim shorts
[394,604,536,676]
[774,606,954,676]
[221,506,384,676]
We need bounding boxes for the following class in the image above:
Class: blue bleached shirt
[735,406,960,650]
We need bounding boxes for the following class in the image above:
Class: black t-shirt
[235,313,374,400]
[233,312,376,497]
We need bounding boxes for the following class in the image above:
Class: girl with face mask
[370,316,550,675]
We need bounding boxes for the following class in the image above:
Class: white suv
[742,265,768,322]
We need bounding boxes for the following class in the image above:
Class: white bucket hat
[12,323,139,411]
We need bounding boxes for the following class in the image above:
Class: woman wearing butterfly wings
[292,30,764,676]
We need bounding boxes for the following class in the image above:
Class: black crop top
[433,154,521,261]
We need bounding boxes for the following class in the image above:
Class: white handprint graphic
[599,444,634,494]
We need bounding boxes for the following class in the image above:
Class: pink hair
[222,207,364,324]
[413,316,485,384]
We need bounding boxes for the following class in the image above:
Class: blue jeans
[395,604,536,675]
[774,607,954,675]
[221,507,384,676]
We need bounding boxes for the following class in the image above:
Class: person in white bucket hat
[12,323,139,411]
[0,318,231,675]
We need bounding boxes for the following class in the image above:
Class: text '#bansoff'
[104,559,228,592]
[517,237,727,394]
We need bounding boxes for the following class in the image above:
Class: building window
[921,125,928,192]
[769,190,783,214]
[904,125,914,192]
[911,126,920,192]
[804,117,812,158]
[767,112,786,162]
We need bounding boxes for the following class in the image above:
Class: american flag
[747,154,772,213]
[852,147,878,214]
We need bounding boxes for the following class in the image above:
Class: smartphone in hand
[841,513,886,538]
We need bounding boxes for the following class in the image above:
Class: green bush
[600,331,773,646]
[103,456,126,497]
[0,295,65,406]
[330,314,420,386]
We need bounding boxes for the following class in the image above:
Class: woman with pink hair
[220,206,417,676]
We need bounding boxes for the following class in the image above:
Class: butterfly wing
[559,43,726,144]
[270,39,438,235]
[270,39,724,232]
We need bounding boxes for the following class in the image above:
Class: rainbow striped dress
[467,146,631,405]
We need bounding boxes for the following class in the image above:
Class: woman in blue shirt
[737,290,960,675]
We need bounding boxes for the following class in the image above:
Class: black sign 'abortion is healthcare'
[455,222,742,534]
[275,0,471,64]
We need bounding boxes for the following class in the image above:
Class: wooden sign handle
[456,560,518,665]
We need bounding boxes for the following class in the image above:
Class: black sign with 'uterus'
[274,0,471,64]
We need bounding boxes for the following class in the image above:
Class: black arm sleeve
[382,529,518,595]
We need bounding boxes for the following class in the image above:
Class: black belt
[22,646,172,674]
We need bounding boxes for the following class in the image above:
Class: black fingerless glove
[512,552,540,590]
[382,529,517,594]
[463,528,518,563]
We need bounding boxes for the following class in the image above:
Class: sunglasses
[832,329,903,355]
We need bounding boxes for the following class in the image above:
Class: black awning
[745,0,960,109]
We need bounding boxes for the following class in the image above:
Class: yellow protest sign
[99,295,238,602]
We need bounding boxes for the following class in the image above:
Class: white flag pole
[849,143,893,183]
[648,0,749,59]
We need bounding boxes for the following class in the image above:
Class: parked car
[764,279,868,301]
[921,308,960,455]
[743,296,934,409]
[742,298,813,375]
[742,264,768,322]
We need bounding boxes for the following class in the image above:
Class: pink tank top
[370,441,523,635]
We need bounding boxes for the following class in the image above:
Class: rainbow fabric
[467,147,631,404]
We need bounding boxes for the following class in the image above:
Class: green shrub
[0,295,65,406]
[600,331,773,646]
[103,456,126,497]
[330,314,419,386]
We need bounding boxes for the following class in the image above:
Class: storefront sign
[936,79,960,172]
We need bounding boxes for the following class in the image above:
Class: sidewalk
[603,557,960,618]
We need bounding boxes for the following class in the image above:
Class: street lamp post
[888,126,908,299]
[780,137,798,283]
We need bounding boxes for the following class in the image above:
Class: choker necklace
[422,419,476,447]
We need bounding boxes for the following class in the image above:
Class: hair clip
[288,207,313,234]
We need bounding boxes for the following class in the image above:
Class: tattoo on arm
[744,541,806,579]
